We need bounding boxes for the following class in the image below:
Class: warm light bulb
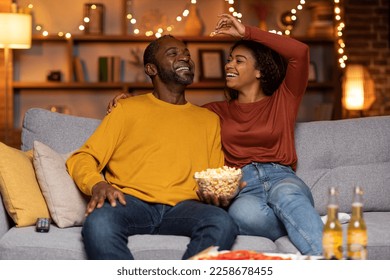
[343,65,375,111]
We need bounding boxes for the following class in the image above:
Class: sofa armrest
[0,195,12,239]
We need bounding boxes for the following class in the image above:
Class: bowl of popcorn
[194,166,242,197]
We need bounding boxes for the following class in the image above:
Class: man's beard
[157,65,194,86]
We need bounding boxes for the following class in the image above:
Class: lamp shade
[0,13,32,49]
[342,64,375,111]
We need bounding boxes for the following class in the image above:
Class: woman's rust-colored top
[203,25,309,170]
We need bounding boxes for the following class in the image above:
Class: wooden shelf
[13,81,335,94]
[12,81,226,91]
[32,34,238,43]
[32,34,335,44]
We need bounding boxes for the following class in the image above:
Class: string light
[24,0,346,62]
[125,0,242,37]
[269,0,307,36]
[334,0,347,68]
[225,0,243,20]
[17,3,71,39]
[125,1,194,37]
[25,1,241,38]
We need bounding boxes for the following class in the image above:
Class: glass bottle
[322,187,343,259]
[347,186,367,259]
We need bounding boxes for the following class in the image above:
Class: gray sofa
[0,108,389,259]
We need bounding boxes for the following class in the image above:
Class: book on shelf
[73,57,86,82]
[98,56,121,82]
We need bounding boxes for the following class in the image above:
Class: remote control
[36,218,50,233]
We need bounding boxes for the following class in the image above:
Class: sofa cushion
[0,226,87,260]
[22,108,101,154]
[0,143,50,227]
[33,141,88,228]
[295,116,390,215]
[360,212,390,260]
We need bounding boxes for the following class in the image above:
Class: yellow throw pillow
[0,142,50,227]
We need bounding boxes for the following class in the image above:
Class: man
[66,35,238,260]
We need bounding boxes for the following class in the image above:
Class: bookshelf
[8,34,341,147]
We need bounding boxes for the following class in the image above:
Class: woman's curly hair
[225,40,287,100]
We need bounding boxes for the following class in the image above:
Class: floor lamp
[0,13,32,144]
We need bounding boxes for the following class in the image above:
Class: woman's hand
[196,180,246,208]
[106,92,132,114]
[211,13,245,39]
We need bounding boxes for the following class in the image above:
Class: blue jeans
[82,195,238,259]
[228,162,323,256]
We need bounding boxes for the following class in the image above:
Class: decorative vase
[184,5,203,36]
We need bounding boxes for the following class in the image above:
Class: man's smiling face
[154,36,195,86]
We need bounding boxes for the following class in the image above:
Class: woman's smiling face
[225,45,261,91]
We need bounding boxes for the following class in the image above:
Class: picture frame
[308,62,317,82]
[198,49,225,82]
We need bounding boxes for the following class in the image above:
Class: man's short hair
[143,34,175,67]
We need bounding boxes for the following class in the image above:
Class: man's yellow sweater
[66,93,224,206]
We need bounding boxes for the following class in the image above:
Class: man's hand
[106,92,132,114]
[196,181,246,208]
[85,181,126,216]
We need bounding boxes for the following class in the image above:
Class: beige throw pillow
[33,141,88,228]
[0,142,50,227]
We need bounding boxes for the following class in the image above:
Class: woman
[202,14,323,256]
[108,14,324,256]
